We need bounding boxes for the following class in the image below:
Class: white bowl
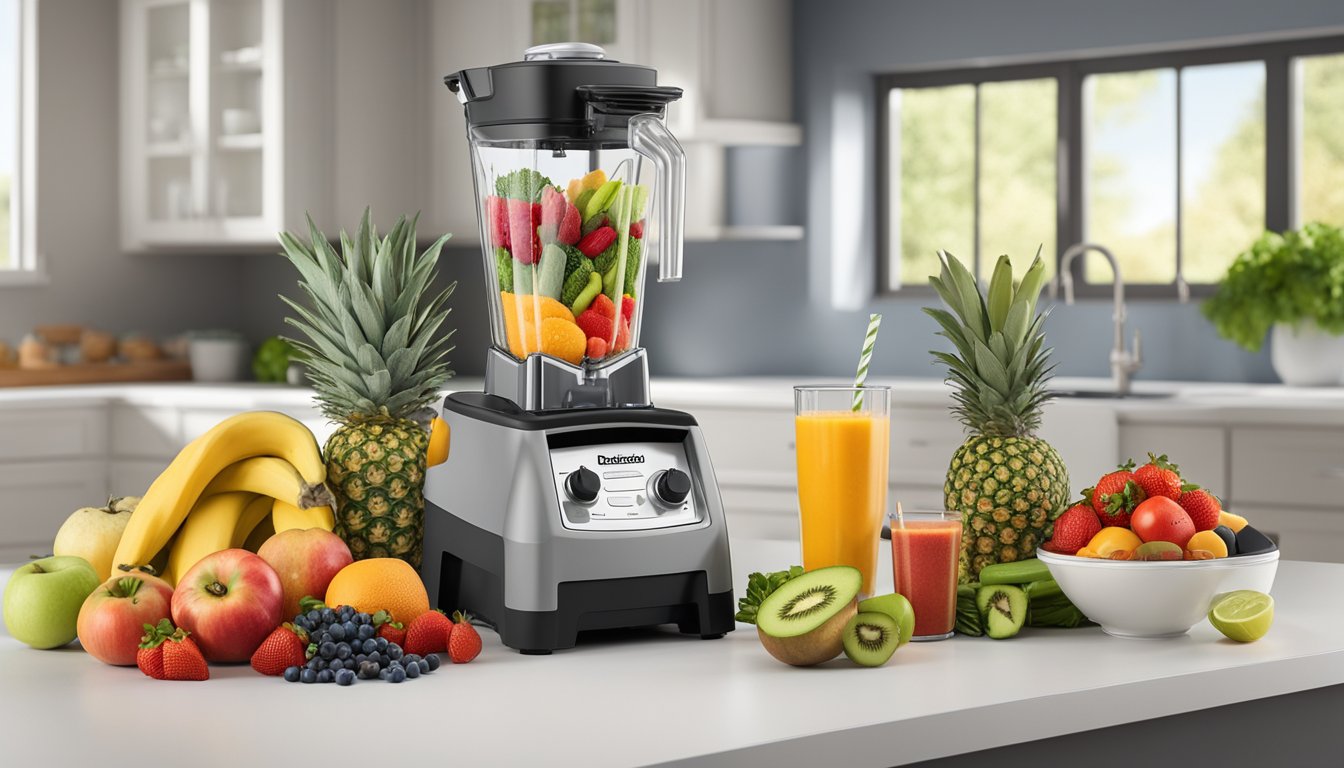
[1035,547,1279,638]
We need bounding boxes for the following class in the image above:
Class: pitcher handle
[629,113,685,282]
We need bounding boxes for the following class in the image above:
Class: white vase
[188,338,248,382]
[1270,320,1344,386]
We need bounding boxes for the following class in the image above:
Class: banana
[113,411,328,574]
[231,495,277,549]
[272,498,336,533]
[203,456,335,509]
[243,513,277,552]
[165,491,258,586]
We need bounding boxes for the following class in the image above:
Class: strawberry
[1177,486,1222,531]
[507,200,541,265]
[558,201,581,245]
[1046,503,1102,555]
[373,610,406,647]
[586,336,608,360]
[403,610,453,657]
[1089,466,1145,527]
[162,632,209,681]
[613,316,631,353]
[1133,453,1182,500]
[448,611,482,664]
[486,196,510,249]
[576,307,615,344]
[136,619,173,680]
[590,293,616,319]
[250,623,308,676]
[538,186,568,244]
[629,219,644,239]
[577,225,617,258]
[621,296,635,323]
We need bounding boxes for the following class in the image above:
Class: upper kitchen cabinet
[119,0,332,250]
[425,0,800,244]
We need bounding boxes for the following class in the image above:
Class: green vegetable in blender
[622,237,643,299]
[734,566,805,625]
[593,240,621,275]
[496,168,555,203]
[512,260,535,295]
[251,336,296,383]
[561,259,595,307]
[574,188,596,218]
[582,179,623,222]
[562,244,588,278]
[495,247,513,293]
[569,272,602,315]
[536,244,567,299]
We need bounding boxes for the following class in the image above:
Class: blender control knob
[565,466,601,504]
[654,469,692,506]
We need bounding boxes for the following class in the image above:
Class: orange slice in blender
[500,292,576,359]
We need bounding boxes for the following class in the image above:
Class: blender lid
[445,44,683,145]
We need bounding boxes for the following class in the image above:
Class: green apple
[3,556,101,649]
[858,593,916,648]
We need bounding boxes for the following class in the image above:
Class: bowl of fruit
[1035,454,1279,638]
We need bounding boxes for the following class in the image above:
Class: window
[0,0,18,271]
[531,0,616,46]
[879,35,1344,296]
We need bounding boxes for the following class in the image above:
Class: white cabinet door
[1230,426,1344,510]
[0,407,108,461]
[0,461,108,557]
[1233,505,1344,564]
[109,460,171,498]
[110,404,182,459]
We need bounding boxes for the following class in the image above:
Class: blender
[419,43,735,654]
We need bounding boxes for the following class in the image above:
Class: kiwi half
[842,611,900,667]
[976,584,1027,640]
[858,593,915,648]
[756,565,862,666]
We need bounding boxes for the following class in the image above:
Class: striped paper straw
[852,313,883,411]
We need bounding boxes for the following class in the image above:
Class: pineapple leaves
[940,251,988,343]
[986,255,1014,331]
[972,337,1011,397]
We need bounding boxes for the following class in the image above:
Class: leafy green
[955,583,983,636]
[495,169,555,203]
[1203,222,1344,351]
[734,566,804,624]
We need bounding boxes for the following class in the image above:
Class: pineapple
[924,251,1069,582]
[279,210,455,567]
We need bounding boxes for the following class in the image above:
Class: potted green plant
[1203,222,1344,386]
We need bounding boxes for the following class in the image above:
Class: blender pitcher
[446,43,686,411]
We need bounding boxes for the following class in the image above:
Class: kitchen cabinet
[119,0,333,249]
[1118,423,1227,495]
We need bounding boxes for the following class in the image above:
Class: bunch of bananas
[113,411,337,586]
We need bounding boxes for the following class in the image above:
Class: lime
[1208,590,1275,642]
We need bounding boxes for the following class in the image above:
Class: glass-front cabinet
[120,0,328,248]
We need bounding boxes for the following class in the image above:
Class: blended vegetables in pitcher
[488,167,648,365]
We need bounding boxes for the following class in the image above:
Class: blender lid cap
[445,44,682,145]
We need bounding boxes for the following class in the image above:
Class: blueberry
[367,651,381,666]
[342,621,357,636]
[294,617,311,632]
[378,668,390,681]
[358,624,375,641]
[317,669,335,684]
[300,668,317,684]
[362,638,377,654]
[306,609,321,624]
[335,668,355,686]
[313,658,328,671]
[319,641,337,660]
[425,654,440,671]
[403,653,420,664]
[283,666,301,682]
[359,661,380,679]
[320,608,336,623]
[329,624,345,642]
[335,643,352,660]
[387,644,403,661]
[330,659,346,671]
[389,667,406,683]
[355,653,368,665]
[305,657,321,670]
[417,659,430,674]
[375,637,388,652]
[405,662,420,679]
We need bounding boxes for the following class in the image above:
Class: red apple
[77,571,174,665]
[257,528,354,621]
[171,548,283,662]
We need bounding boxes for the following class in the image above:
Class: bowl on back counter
[1035,546,1279,638]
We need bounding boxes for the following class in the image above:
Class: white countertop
[3,539,1341,767]
[2,376,1343,427]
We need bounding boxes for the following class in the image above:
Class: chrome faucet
[1055,243,1143,395]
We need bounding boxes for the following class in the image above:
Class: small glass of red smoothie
[889,510,962,641]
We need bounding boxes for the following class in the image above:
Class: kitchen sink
[1050,390,1173,400]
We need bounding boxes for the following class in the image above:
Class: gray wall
[766,0,1344,383]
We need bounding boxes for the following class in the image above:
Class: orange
[540,317,586,364]
[1218,510,1249,533]
[1186,529,1229,558]
[426,416,450,467]
[500,292,575,358]
[324,558,430,623]
[1086,526,1143,557]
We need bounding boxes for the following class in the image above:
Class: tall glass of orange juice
[794,386,891,598]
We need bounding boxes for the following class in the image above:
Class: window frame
[0,0,41,286]
[877,33,1344,299]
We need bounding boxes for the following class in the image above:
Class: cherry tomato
[1130,497,1195,548]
